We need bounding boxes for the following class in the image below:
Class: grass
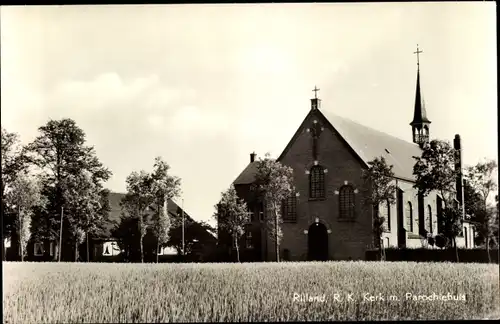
[3,261,499,322]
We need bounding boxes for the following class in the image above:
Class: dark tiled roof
[232,110,423,184]
[323,112,423,182]
[233,161,259,185]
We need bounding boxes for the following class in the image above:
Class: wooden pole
[58,206,64,262]
[182,199,185,257]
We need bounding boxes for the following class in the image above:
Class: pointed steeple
[410,45,431,147]
[411,68,431,126]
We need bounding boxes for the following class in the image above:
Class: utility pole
[58,206,64,262]
[181,199,185,257]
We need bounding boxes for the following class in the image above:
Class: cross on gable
[312,86,320,99]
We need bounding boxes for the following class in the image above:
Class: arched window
[282,195,297,223]
[379,199,391,232]
[309,165,325,199]
[339,185,355,220]
[406,202,413,233]
[426,205,432,233]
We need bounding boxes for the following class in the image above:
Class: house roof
[101,192,216,240]
[232,109,423,185]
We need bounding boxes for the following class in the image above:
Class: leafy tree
[413,140,462,261]
[252,153,294,262]
[5,174,45,261]
[122,170,154,263]
[214,184,249,262]
[150,157,181,263]
[24,119,111,260]
[1,127,28,260]
[465,159,498,262]
[362,156,397,261]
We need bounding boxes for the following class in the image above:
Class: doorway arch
[308,222,329,261]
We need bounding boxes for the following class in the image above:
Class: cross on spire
[312,86,320,99]
[414,44,423,67]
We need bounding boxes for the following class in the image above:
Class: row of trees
[215,140,498,263]
[2,120,112,261]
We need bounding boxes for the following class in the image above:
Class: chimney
[250,152,256,163]
[453,134,465,219]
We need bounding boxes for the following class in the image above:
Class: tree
[214,184,249,262]
[362,156,397,261]
[61,169,104,261]
[252,153,294,262]
[413,140,462,261]
[122,170,154,263]
[465,159,498,262]
[24,119,111,261]
[1,127,28,260]
[150,157,181,263]
[5,174,44,261]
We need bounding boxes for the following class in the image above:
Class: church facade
[224,56,475,262]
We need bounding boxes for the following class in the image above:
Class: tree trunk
[453,237,459,263]
[20,240,24,262]
[74,240,78,262]
[275,211,279,262]
[156,239,160,263]
[86,232,90,262]
[1,236,5,261]
[235,235,240,263]
[486,237,491,263]
[140,235,144,263]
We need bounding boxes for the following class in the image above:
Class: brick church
[221,48,476,262]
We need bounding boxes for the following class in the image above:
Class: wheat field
[3,261,499,322]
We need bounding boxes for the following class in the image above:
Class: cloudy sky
[1,3,496,226]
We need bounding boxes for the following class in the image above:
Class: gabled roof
[232,108,423,185]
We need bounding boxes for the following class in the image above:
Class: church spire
[410,45,431,147]
[310,85,321,110]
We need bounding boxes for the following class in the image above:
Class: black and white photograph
[1,2,498,322]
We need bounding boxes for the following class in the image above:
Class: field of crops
[3,261,499,322]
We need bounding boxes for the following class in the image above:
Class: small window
[34,242,44,256]
[385,237,390,248]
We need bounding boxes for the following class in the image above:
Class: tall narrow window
[406,202,413,233]
[436,196,443,233]
[464,227,468,248]
[282,195,297,223]
[379,200,391,232]
[339,185,355,220]
[310,165,325,199]
[426,205,432,233]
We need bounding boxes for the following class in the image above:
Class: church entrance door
[308,222,328,261]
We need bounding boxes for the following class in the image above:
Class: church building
[223,47,476,262]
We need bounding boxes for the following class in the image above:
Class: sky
[1,3,497,227]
